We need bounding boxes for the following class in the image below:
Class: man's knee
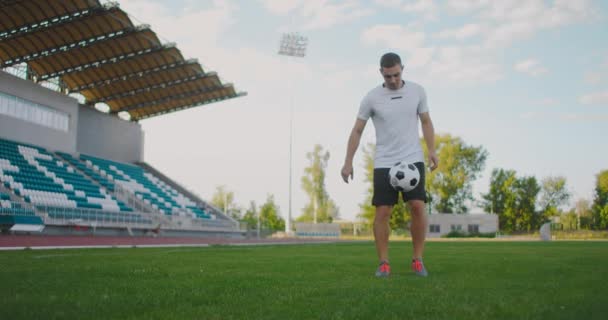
[409,201,426,218]
[374,206,392,222]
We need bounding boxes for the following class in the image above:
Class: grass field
[1,241,607,320]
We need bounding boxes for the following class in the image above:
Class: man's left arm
[419,112,438,171]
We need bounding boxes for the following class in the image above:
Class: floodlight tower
[278,32,308,235]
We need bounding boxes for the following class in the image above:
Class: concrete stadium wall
[0,71,144,163]
[76,104,144,163]
[0,71,78,152]
[37,225,245,239]
[294,222,341,238]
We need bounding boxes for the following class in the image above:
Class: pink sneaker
[375,261,391,277]
[412,258,428,277]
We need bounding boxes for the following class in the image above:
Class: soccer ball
[388,162,420,192]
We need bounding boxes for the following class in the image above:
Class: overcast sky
[116,0,608,221]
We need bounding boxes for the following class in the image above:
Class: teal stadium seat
[0,191,41,224]
[0,138,132,212]
[79,154,212,219]
[0,138,145,225]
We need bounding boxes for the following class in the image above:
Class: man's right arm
[341,119,367,183]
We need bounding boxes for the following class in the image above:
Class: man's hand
[428,153,439,171]
[341,163,354,183]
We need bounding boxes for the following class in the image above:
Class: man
[341,52,438,278]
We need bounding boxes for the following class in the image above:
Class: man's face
[380,64,403,90]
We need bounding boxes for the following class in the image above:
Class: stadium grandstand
[0,0,246,238]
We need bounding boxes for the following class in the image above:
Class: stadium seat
[0,138,143,225]
[79,154,212,219]
[0,190,40,225]
[0,214,43,225]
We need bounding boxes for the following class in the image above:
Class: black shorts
[372,161,427,206]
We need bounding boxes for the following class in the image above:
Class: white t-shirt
[358,80,429,168]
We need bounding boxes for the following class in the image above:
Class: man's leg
[374,205,392,262]
[409,200,426,259]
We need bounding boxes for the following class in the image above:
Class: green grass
[1,241,607,320]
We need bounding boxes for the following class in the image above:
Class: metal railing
[38,205,154,229]
[112,183,157,214]
[0,201,37,215]
[112,183,238,230]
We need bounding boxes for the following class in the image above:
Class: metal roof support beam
[38,43,176,81]
[1,25,150,68]
[0,1,24,9]
[68,58,201,92]
[113,84,234,114]
[0,4,116,42]
[88,72,218,104]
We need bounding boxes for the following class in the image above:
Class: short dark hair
[380,52,402,68]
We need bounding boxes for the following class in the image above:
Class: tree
[591,170,608,229]
[575,198,592,229]
[513,176,542,231]
[358,143,376,226]
[389,197,411,232]
[241,201,258,230]
[539,176,570,218]
[560,209,578,230]
[358,143,411,230]
[259,194,285,231]
[481,169,541,232]
[481,168,516,216]
[421,134,488,213]
[298,144,339,223]
[211,185,240,219]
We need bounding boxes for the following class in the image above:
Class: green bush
[391,228,409,236]
[442,231,496,238]
[443,230,467,238]
[472,232,496,238]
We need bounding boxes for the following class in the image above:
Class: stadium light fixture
[278,33,308,57]
[278,32,308,234]
[117,111,131,121]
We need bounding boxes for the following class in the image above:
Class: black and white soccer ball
[388,162,420,192]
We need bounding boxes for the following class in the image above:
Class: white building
[427,213,498,238]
